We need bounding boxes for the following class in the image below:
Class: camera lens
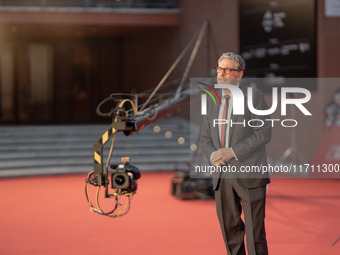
[112,172,129,189]
[115,175,126,185]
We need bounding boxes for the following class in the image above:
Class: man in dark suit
[200,52,271,255]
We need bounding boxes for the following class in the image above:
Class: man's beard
[217,77,239,85]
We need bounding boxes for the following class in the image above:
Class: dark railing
[0,0,178,8]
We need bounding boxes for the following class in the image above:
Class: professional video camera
[85,156,141,218]
[171,168,214,200]
[111,157,141,194]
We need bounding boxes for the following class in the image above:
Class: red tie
[220,95,230,148]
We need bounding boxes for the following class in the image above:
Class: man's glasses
[216,67,241,74]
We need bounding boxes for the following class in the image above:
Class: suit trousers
[214,177,268,255]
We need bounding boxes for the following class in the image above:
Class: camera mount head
[85,95,141,218]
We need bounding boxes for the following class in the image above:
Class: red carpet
[0,172,339,255]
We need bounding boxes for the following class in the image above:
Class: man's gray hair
[218,52,246,71]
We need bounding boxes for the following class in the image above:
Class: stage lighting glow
[165,131,172,138]
[190,144,197,151]
[153,125,161,133]
[178,137,185,144]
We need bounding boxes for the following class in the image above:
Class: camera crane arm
[85,90,190,217]
[85,20,208,218]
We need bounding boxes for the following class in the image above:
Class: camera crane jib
[85,21,208,217]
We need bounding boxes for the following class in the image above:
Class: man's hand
[211,148,235,166]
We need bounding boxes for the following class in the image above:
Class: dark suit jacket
[200,84,271,190]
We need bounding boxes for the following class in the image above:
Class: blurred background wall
[0,0,339,163]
